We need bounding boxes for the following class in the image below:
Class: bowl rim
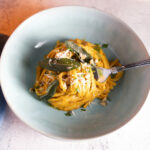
[0,6,150,141]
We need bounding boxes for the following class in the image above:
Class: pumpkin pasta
[32,39,123,111]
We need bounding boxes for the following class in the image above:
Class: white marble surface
[1,0,150,149]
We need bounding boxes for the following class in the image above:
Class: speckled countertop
[0,0,150,150]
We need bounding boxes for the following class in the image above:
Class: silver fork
[97,58,150,82]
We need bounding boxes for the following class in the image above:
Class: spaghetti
[32,39,123,111]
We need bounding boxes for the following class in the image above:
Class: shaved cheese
[80,53,86,59]
[55,49,70,58]
[76,73,85,75]
[44,74,55,80]
[90,59,94,65]
[95,59,98,63]
[85,74,90,79]
[79,77,87,86]
[71,79,78,85]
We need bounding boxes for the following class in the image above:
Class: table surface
[0,0,150,150]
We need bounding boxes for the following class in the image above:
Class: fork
[97,58,150,82]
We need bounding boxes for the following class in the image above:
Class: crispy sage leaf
[39,80,59,100]
[102,43,108,48]
[39,58,80,72]
[81,108,86,111]
[65,111,72,116]
[65,41,92,63]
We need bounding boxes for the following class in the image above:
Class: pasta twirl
[32,39,123,111]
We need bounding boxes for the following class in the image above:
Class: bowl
[1,6,150,140]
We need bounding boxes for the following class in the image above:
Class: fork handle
[112,58,150,73]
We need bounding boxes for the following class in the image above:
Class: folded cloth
[0,34,8,126]
[0,87,6,126]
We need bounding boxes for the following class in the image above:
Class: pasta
[32,39,123,111]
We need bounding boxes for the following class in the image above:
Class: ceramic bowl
[1,6,150,140]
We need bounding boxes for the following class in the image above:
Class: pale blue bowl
[1,6,150,140]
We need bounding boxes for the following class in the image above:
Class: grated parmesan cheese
[95,59,98,63]
[44,74,55,80]
[55,49,71,58]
